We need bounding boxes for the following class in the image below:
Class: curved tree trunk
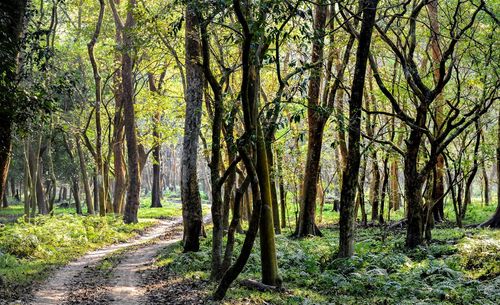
[87,0,107,216]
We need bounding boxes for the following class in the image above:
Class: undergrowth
[152,202,499,305]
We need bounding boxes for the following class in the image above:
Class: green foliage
[457,231,500,280]
[150,202,499,305]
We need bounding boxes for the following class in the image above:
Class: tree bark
[109,0,127,215]
[404,125,426,248]
[277,148,287,228]
[76,136,94,214]
[428,0,445,222]
[181,0,204,251]
[266,143,281,234]
[87,0,107,216]
[390,161,400,211]
[379,155,389,224]
[122,0,141,224]
[214,148,263,300]
[481,106,500,228]
[71,178,82,215]
[295,1,327,237]
[338,0,378,258]
[148,74,162,208]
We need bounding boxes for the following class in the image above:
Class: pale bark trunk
[76,136,94,214]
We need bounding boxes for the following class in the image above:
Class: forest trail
[29,218,184,305]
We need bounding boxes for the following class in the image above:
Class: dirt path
[107,222,183,305]
[30,218,183,305]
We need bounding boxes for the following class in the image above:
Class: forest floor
[137,202,500,305]
[31,217,183,305]
[1,198,499,305]
[0,198,209,305]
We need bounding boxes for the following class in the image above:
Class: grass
[151,199,499,305]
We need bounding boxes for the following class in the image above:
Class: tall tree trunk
[366,74,380,223]
[47,130,57,214]
[222,176,250,273]
[481,138,489,205]
[0,0,28,203]
[355,155,368,225]
[23,139,31,220]
[122,0,141,224]
[222,114,237,229]
[36,167,48,215]
[93,173,99,213]
[71,178,82,215]
[266,144,281,234]
[390,161,400,211]
[87,0,107,216]
[2,178,8,207]
[255,123,281,285]
[113,129,126,213]
[428,0,445,222]
[10,176,16,198]
[277,147,287,228]
[2,190,7,208]
[481,106,500,228]
[369,156,380,222]
[404,124,426,248]
[109,0,127,214]
[181,0,204,251]
[76,136,94,214]
[200,18,225,278]
[148,74,162,208]
[295,1,327,237]
[338,0,378,258]
[379,155,389,224]
[151,128,162,208]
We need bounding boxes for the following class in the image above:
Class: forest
[0,0,499,304]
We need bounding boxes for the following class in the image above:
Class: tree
[295,0,328,238]
[87,0,107,216]
[482,105,500,228]
[338,0,379,258]
[122,0,141,224]
[295,1,356,237]
[0,0,29,204]
[181,0,204,252]
[109,0,128,215]
[149,74,163,208]
[368,0,489,247]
